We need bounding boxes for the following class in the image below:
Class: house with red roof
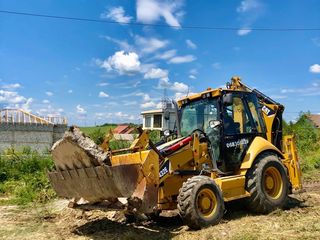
[113,125,137,141]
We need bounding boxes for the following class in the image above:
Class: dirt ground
[1,180,320,240]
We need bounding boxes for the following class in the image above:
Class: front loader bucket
[48,127,159,213]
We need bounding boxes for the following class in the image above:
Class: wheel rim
[263,166,283,199]
[196,188,217,218]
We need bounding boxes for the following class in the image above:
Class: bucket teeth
[48,126,159,213]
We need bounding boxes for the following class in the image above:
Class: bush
[149,130,161,143]
[284,113,320,172]
[0,151,55,205]
[88,128,106,145]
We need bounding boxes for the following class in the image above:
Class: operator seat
[224,115,240,135]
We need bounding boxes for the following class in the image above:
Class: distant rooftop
[307,114,320,128]
[113,125,136,134]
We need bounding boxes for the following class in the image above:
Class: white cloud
[212,62,221,69]
[20,98,33,112]
[103,36,133,52]
[174,92,186,100]
[144,68,168,80]
[158,78,189,93]
[189,68,198,75]
[136,0,184,27]
[37,105,64,117]
[99,91,109,98]
[158,78,171,88]
[0,90,27,104]
[1,83,21,89]
[99,51,141,75]
[115,111,135,120]
[141,101,157,109]
[76,105,87,114]
[139,63,156,73]
[0,90,33,112]
[174,91,196,100]
[95,111,136,121]
[97,82,109,87]
[136,92,151,101]
[123,100,138,106]
[171,82,189,92]
[101,6,132,24]
[45,91,53,96]
[104,35,168,55]
[237,0,260,13]
[156,49,177,60]
[312,82,319,87]
[168,55,196,64]
[310,64,320,73]
[186,39,197,49]
[135,35,169,53]
[237,28,252,36]
[280,82,320,96]
[236,0,263,36]
[189,69,198,78]
[68,89,73,93]
[42,99,50,104]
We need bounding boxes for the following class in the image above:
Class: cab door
[221,92,257,171]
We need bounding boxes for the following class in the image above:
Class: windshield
[180,98,219,137]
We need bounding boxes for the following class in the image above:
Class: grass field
[80,125,117,135]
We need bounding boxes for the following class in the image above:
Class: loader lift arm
[48,76,302,230]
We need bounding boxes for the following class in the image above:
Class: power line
[1,10,320,32]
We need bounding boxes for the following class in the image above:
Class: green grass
[0,150,56,205]
[80,125,116,135]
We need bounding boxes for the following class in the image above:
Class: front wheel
[245,152,289,213]
[177,176,224,229]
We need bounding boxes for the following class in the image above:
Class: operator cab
[178,90,266,172]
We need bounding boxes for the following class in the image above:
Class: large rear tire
[177,176,224,230]
[245,152,289,213]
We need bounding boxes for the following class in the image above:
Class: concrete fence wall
[0,123,67,153]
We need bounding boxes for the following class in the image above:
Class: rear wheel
[177,176,224,229]
[245,152,289,213]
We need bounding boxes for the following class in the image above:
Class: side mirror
[222,93,233,106]
[163,129,171,137]
[209,120,221,129]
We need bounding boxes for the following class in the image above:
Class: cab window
[246,94,265,133]
[224,96,252,135]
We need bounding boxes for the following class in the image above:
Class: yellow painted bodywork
[177,89,221,107]
[111,150,160,185]
[104,76,302,212]
[282,135,303,190]
[214,175,250,202]
[262,103,279,142]
[238,136,283,173]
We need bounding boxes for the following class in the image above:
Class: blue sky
[0,0,319,126]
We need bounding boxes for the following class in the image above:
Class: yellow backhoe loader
[48,76,302,229]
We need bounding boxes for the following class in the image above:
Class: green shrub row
[0,116,318,205]
[0,149,55,205]
[283,113,320,171]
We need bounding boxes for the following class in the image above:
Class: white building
[141,103,176,132]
